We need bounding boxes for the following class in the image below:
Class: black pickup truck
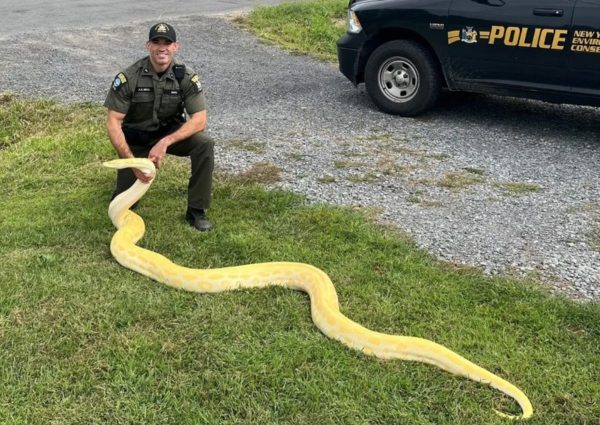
[337,0,600,115]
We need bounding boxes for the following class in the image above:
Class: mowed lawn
[235,0,347,61]
[0,91,598,424]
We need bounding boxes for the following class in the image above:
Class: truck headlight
[347,9,362,34]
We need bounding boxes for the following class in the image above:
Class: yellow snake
[103,158,533,420]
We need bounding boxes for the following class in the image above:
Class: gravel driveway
[1,16,599,301]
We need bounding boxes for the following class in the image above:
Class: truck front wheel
[364,40,441,116]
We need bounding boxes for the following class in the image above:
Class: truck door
[447,0,574,91]
[569,0,600,97]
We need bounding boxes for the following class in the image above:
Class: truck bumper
[337,32,367,85]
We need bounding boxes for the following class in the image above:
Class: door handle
[533,8,564,16]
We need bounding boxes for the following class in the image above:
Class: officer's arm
[106,110,134,159]
[149,111,205,168]
[107,110,152,182]
[158,110,206,148]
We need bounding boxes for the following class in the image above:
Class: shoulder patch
[190,74,202,93]
[112,72,128,92]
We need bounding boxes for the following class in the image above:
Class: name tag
[136,87,153,92]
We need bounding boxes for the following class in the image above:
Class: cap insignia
[155,23,169,33]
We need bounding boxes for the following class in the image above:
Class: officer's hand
[149,140,168,169]
[133,168,153,184]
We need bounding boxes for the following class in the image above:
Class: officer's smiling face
[146,38,179,71]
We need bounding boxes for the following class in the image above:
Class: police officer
[104,22,214,231]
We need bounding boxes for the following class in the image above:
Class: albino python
[104,158,533,420]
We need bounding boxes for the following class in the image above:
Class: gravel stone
[1,15,599,301]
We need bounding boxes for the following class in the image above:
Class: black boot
[185,208,213,231]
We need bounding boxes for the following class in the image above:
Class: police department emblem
[191,74,202,93]
[461,27,478,43]
[112,72,127,92]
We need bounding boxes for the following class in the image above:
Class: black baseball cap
[149,23,176,42]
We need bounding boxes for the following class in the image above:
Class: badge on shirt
[112,73,127,92]
[190,74,202,93]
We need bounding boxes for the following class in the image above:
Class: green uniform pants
[113,131,214,210]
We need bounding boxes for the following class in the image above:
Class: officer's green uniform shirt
[104,57,206,132]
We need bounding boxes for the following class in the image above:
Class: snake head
[103,158,156,177]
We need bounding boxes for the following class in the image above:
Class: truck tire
[365,40,441,116]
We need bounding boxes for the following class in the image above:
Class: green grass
[593,231,600,253]
[463,166,486,176]
[225,138,267,154]
[236,0,348,61]
[496,182,543,195]
[438,171,485,190]
[1,96,600,424]
[317,175,336,184]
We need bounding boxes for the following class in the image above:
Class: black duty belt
[122,121,181,146]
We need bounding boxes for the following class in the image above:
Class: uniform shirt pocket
[132,89,154,103]
[159,90,182,120]
[129,90,155,123]
[162,90,181,103]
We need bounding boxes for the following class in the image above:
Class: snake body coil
[104,158,533,420]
